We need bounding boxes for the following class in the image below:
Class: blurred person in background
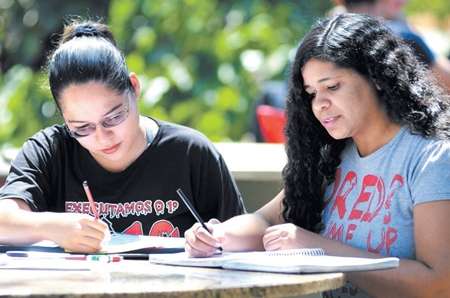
[332,0,450,91]
[251,81,287,142]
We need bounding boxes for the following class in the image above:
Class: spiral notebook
[150,248,399,273]
[150,248,325,268]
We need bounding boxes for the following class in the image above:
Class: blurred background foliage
[0,0,448,147]
[405,1,450,21]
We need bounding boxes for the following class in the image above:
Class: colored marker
[6,251,122,262]
[82,180,99,219]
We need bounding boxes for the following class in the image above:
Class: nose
[311,92,330,113]
[94,125,114,145]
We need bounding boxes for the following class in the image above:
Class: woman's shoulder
[154,119,214,146]
[151,118,221,157]
[401,129,450,167]
[24,124,71,147]
[14,124,75,163]
[341,127,449,165]
[404,129,449,153]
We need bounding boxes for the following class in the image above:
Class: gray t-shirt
[321,127,450,298]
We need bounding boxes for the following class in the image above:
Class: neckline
[350,126,407,163]
[141,116,159,147]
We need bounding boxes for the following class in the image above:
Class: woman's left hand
[262,223,318,251]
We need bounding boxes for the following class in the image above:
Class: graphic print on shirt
[149,220,180,237]
[322,167,405,297]
[122,221,143,235]
[323,168,404,256]
[65,199,181,236]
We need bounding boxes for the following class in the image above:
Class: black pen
[176,188,222,252]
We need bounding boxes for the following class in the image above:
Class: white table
[0,259,344,298]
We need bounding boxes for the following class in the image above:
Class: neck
[353,121,401,157]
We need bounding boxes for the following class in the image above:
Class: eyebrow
[67,103,124,124]
[304,74,345,90]
[303,77,333,90]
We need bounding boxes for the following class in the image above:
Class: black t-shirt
[0,119,245,237]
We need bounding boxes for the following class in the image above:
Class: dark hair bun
[73,24,99,38]
[60,20,116,46]
[48,19,131,101]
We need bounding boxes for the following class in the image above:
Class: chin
[105,151,125,161]
[327,129,351,140]
[93,150,122,163]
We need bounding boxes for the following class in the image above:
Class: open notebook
[100,233,185,254]
[150,248,325,268]
[150,248,399,273]
[0,234,185,254]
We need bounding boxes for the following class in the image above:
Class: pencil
[82,180,99,220]
[176,188,209,231]
[176,188,222,252]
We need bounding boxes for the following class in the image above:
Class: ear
[129,72,141,99]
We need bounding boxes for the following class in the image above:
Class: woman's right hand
[184,218,223,257]
[42,212,110,253]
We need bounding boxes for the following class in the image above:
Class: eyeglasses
[66,96,131,138]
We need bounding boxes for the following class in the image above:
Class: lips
[321,116,340,128]
[101,143,121,154]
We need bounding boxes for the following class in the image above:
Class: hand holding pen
[47,212,110,253]
[43,181,109,254]
[176,188,224,257]
[83,181,99,219]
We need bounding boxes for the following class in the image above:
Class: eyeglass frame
[65,92,132,139]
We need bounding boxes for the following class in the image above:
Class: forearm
[0,207,54,245]
[185,192,283,257]
[0,200,110,253]
[309,234,449,297]
[220,214,270,252]
[348,259,449,298]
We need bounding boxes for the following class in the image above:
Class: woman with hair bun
[0,20,245,253]
[185,13,450,297]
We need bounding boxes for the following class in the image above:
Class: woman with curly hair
[185,13,450,297]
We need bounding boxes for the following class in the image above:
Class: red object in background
[256,105,286,143]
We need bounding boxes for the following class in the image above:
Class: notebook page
[100,234,185,254]
[222,255,399,273]
[149,248,325,268]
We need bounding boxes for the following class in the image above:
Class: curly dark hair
[282,13,450,233]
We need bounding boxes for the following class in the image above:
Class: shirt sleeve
[411,141,450,205]
[190,141,246,222]
[214,155,247,219]
[0,132,54,211]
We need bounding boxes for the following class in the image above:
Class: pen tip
[83,181,88,186]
